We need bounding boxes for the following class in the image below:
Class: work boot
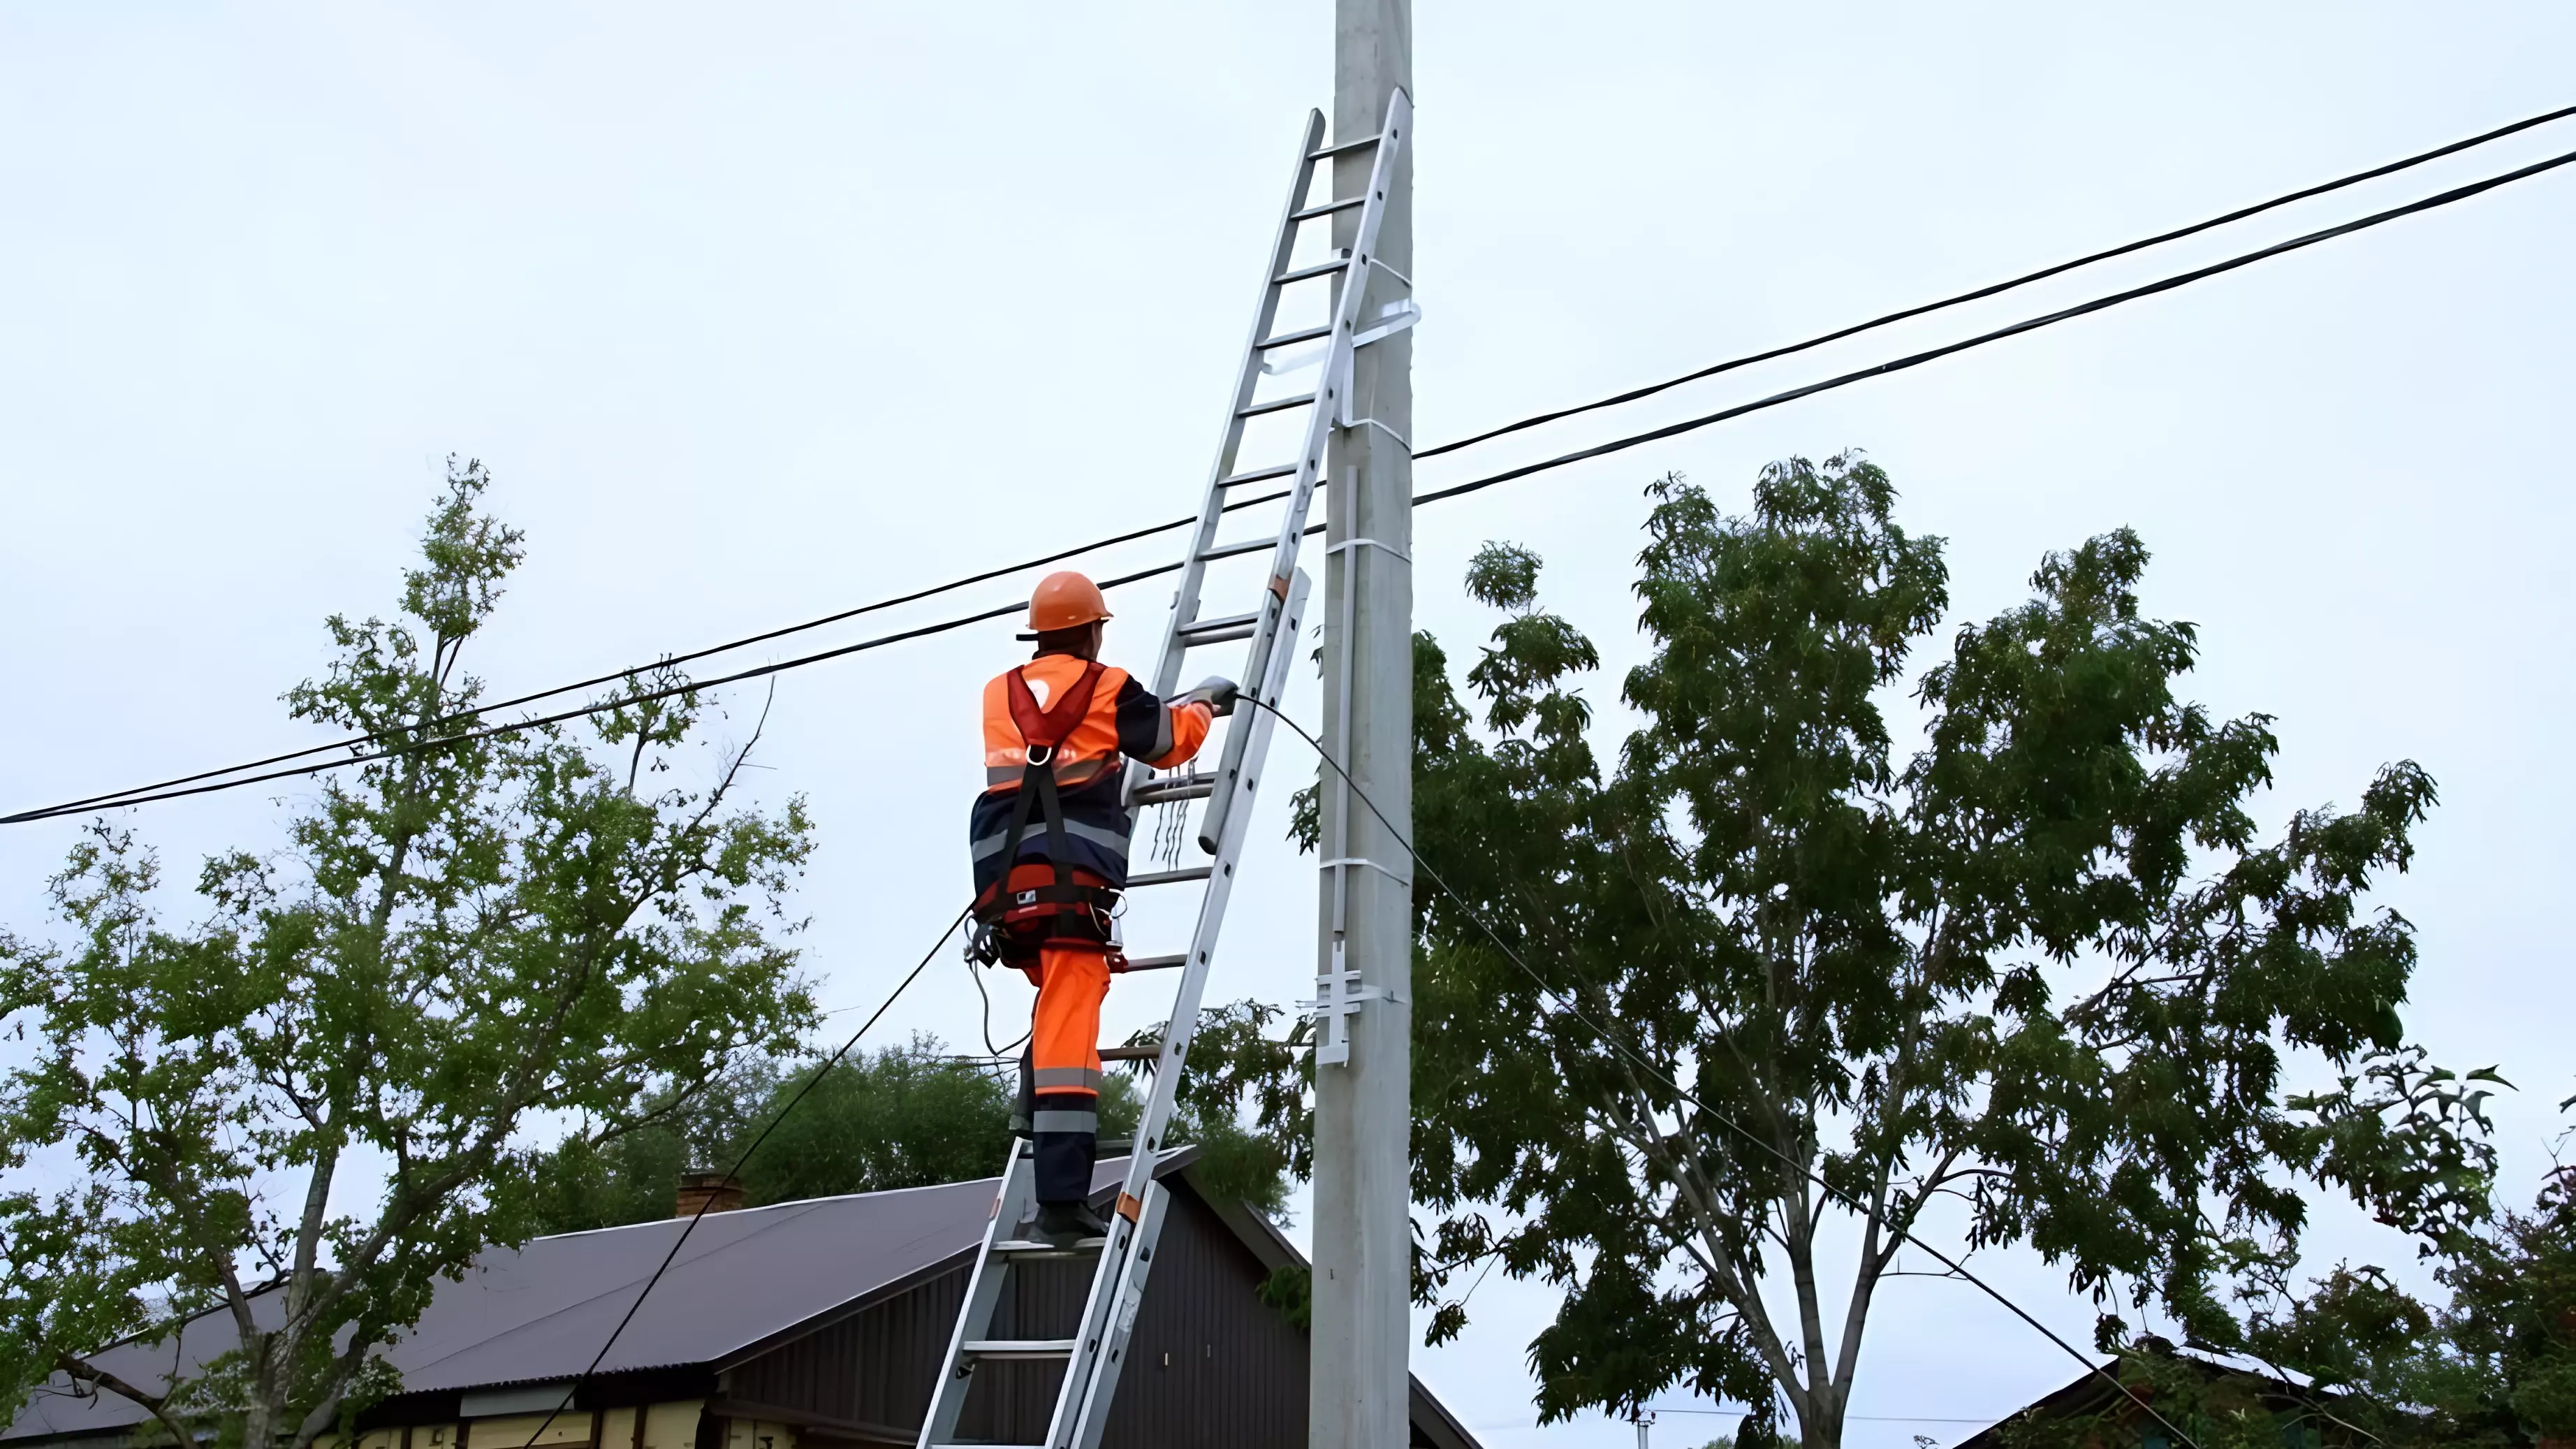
[1032,1200,1110,1246]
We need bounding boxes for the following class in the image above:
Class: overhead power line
[1240,694,2206,1449]
[1412,100,2576,461]
[8,133,2573,826]
[27,101,2572,824]
[1408,141,2576,511]
[16,509,1236,820]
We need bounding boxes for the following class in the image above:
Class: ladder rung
[1218,463,1296,488]
[1306,135,1380,160]
[1289,195,1366,222]
[1272,256,1352,286]
[1125,866,1212,887]
[990,1237,1107,1255]
[1256,323,1332,350]
[1133,777,1215,804]
[1181,624,1254,646]
[1236,391,1317,418]
[1196,537,1277,563]
[1180,610,1259,639]
[1121,954,1187,973]
[1097,1044,1161,1062]
[963,1339,1077,1360]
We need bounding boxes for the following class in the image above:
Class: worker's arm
[1113,675,1217,769]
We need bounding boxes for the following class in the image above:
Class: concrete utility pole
[1312,0,1412,1446]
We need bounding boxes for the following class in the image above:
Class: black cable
[1412,101,2576,462]
[22,506,1252,818]
[516,902,972,1449]
[0,555,1183,822]
[964,943,1032,1061]
[1410,142,2576,511]
[1243,694,2206,1449]
[34,103,2573,822]
[13,138,2573,827]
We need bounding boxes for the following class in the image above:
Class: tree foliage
[530,1012,1299,1235]
[0,460,815,1449]
[2223,1154,2576,1448]
[1275,456,2473,1448]
[532,1036,1108,1231]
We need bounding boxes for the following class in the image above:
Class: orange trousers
[1018,942,1111,1100]
[997,862,1113,1201]
[1017,943,1110,1202]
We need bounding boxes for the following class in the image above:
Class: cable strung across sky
[1410,99,2576,461]
[6,115,2572,826]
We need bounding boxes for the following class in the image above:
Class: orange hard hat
[1027,571,1113,633]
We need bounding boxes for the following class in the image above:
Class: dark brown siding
[725,1270,965,1436]
[1104,1187,1307,1448]
[724,1183,1310,1449]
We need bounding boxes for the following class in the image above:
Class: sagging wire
[1238,694,2209,1449]
[513,902,972,1449]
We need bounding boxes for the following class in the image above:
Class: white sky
[3,4,2573,1447]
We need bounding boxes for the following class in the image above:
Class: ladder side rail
[915,1149,1043,1449]
[1195,96,1407,856]
[1120,569,1305,1197]
[1143,110,1328,709]
[1042,574,1306,1448]
[1122,111,1327,819]
[1062,1184,1173,1449]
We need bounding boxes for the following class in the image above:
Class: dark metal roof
[9,1153,1481,1449]
[8,1161,1139,1443]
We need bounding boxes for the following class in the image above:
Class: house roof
[1949,1346,2332,1449]
[8,1154,1483,1449]
[8,1158,1152,1444]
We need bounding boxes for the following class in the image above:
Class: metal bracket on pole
[1333,285,1417,450]
[1324,535,1411,565]
[1303,939,1392,1066]
[1318,854,1410,887]
[1352,298,1419,348]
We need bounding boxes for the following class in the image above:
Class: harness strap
[981,661,1113,945]
[1005,661,1106,754]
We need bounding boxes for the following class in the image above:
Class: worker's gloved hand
[1176,676,1240,716]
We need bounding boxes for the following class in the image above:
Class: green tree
[1269,456,2478,1448]
[0,460,815,1449]
[529,1021,1299,1234]
[2227,1106,2576,1449]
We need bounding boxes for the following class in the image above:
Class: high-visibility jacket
[969,653,1212,893]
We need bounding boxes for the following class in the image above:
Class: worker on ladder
[969,569,1235,1244]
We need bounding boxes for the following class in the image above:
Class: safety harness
[967,660,1128,970]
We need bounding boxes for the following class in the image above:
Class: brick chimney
[675,1170,745,1218]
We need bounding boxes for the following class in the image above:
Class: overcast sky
[5,4,2573,1446]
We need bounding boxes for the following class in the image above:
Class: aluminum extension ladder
[914,92,1414,1449]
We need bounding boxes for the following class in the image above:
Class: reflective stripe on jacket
[967,655,1212,891]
